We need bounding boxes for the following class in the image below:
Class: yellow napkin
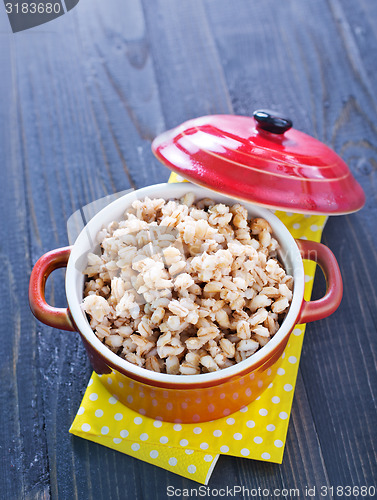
[70,173,327,483]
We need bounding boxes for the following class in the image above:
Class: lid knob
[253,109,293,134]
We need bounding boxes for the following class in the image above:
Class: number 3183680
[5,3,62,14]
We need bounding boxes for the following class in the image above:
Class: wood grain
[0,0,375,498]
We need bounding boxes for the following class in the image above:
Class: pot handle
[295,239,343,324]
[29,246,76,332]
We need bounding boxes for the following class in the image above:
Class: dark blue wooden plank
[0,14,50,499]
[141,0,232,128]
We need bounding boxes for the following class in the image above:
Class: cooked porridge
[81,193,293,374]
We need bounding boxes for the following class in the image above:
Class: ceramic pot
[29,183,342,423]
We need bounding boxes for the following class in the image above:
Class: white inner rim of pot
[66,183,305,385]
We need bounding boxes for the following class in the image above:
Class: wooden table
[1,1,376,498]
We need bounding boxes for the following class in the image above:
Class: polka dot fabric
[70,376,219,484]
[69,175,328,484]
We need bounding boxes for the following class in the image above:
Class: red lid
[152,111,365,215]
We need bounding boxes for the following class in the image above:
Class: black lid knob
[253,109,293,134]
